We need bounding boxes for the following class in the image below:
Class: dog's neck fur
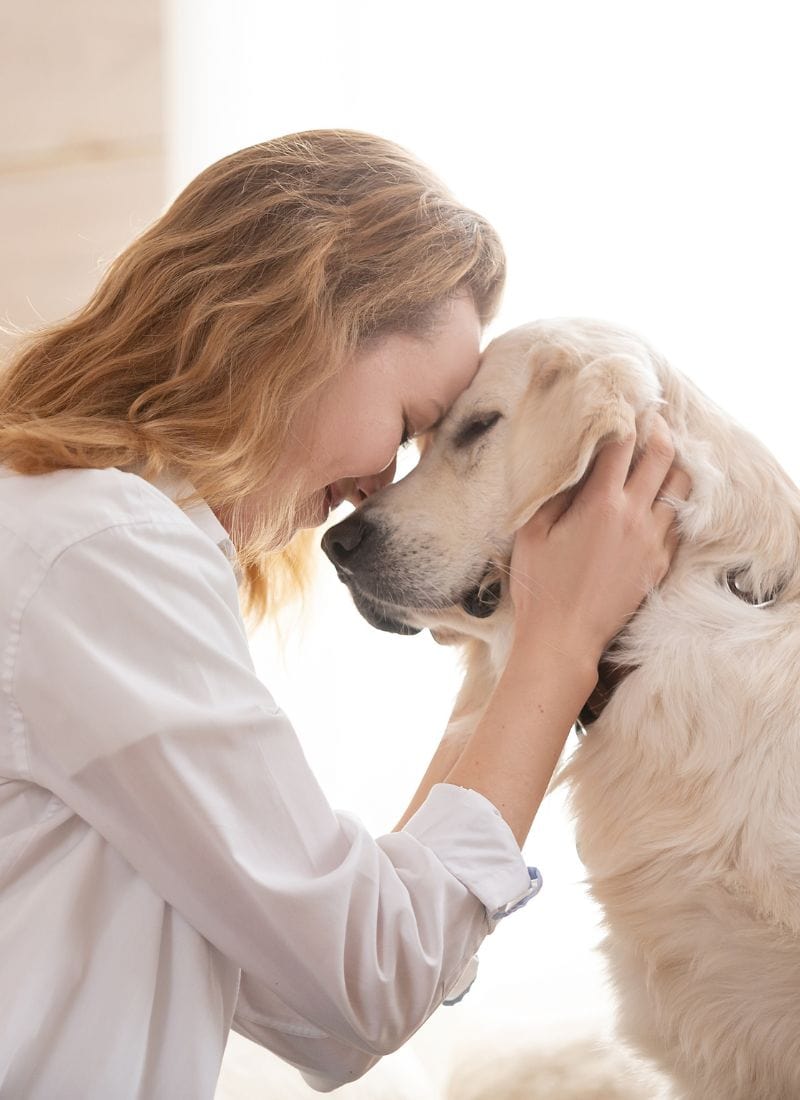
[657,361,800,602]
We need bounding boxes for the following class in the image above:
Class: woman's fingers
[525,439,636,537]
[652,468,692,552]
[652,464,692,510]
[582,432,637,499]
[626,414,676,503]
[524,414,691,542]
[652,466,692,568]
[527,487,576,531]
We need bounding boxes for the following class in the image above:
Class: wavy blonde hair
[0,130,505,622]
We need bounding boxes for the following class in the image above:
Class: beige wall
[0,0,165,352]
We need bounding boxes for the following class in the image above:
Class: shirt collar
[143,471,241,583]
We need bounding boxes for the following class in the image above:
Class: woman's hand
[404,414,691,847]
[508,414,691,670]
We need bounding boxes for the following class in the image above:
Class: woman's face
[273,295,483,541]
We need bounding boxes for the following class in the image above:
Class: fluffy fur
[324,319,800,1099]
[445,1039,668,1099]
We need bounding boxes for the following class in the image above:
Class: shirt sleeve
[231,788,537,1091]
[12,518,534,1078]
[232,972,382,1091]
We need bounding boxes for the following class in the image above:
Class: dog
[322,318,800,1099]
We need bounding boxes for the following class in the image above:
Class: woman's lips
[326,484,346,512]
[315,485,337,524]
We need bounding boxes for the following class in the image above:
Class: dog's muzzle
[321,512,421,635]
[322,511,504,632]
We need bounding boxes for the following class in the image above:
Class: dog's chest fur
[556,472,800,1098]
[387,319,800,1098]
[465,362,800,1097]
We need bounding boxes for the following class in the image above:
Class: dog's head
[322,319,665,642]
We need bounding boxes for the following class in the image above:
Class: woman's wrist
[445,639,596,845]
[509,617,601,696]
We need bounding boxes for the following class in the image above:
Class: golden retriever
[322,319,800,1100]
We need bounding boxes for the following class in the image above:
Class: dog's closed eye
[454,411,502,449]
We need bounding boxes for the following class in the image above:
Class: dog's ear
[506,342,661,530]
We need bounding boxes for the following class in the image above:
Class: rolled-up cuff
[402,783,540,922]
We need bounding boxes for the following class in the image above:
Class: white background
[165,2,800,1093]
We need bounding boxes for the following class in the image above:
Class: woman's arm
[394,720,471,832]
[13,511,504,1067]
[398,415,691,846]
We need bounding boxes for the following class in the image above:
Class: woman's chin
[229,489,332,553]
[295,487,332,531]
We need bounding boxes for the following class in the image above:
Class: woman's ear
[505,343,661,531]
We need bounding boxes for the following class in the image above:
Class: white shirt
[0,465,538,1099]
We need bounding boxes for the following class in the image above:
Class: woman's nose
[347,457,397,504]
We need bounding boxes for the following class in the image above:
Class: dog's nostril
[321,514,372,568]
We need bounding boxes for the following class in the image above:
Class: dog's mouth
[460,573,503,619]
[343,566,504,635]
[346,585,423,636]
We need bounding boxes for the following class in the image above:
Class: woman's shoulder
[0,465,192,564]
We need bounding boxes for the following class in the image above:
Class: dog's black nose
[321,512,374,572]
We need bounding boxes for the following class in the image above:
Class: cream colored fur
[352,319,800,1099]
[445,1039,668,1099]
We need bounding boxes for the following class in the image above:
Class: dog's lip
[339,568,474,615]
[341,578,422,635]
[340,573,440,612]
[460,577,503,618]
[339,564,503,620]
[359,602,421,636]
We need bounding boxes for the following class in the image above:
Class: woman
[0,130,688,1098]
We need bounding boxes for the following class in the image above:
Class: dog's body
[323,320,800,1099]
